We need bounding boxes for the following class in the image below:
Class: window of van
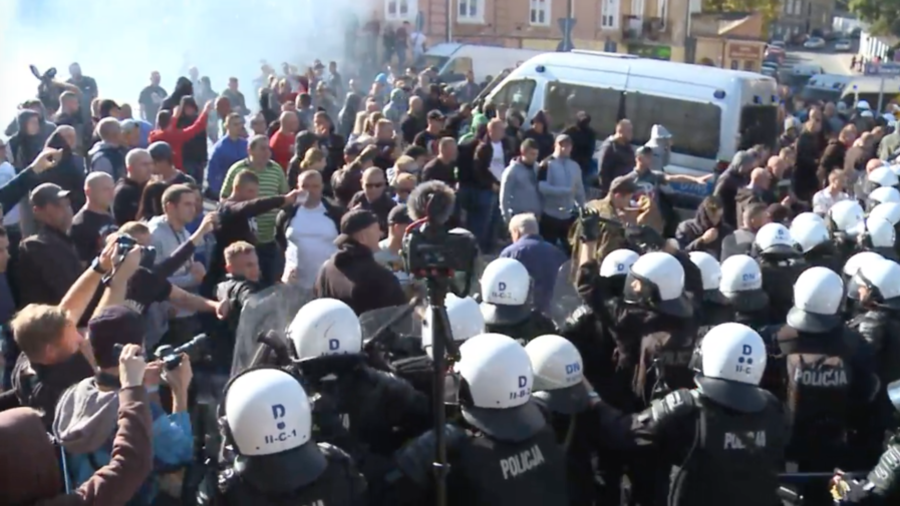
[543,83,622,136]
[739,105,778,151]
[490,79,537,113]
[625,93,721,159]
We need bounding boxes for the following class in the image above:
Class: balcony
[621,15,671,42]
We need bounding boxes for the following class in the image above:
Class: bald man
[71,172,118,263]
[349,167,394,235]
[113,149,153,225]
[733,167,776,232]
[89,117,126,180]
[269,111,299,172]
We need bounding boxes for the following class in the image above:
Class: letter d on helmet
[288,298,361,360]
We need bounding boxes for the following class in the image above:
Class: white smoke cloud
[0,0,371,129]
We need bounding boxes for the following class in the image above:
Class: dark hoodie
[176,96,208,167]
[675,205,734,258]
[522,111,554,162]
[9,110,45,170]
[312,237,406,315]
[1,352,95,429]
[338,93,363,141]
[563,114,598,178]
[160,77,192,113]
[44,130,87,213]
[0,387,152,506]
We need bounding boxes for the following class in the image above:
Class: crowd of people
[2,45,900,506]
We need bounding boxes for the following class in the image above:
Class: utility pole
[447,0,453,42]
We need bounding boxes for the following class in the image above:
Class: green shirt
[220,158,288,243]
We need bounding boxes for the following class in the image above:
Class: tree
[849,0,900,36]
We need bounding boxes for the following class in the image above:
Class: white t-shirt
[0,162,19,226]
[489,141,505,183]
[812,189,851,216]
[283,203,339,289]
[411,32,427,57]
[374,239,410,287]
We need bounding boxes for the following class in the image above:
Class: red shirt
[269,129,294,172]
[148,110,209,171]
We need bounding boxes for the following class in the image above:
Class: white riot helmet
[753,223,798,257]
[861,217,897,251]
[869,202,900,226]
[855,259,900,309]
[287,299,362,360]
[525,334,591,414]
[789,216,830,254]
[693,323,768,412]
[422,293,485,359]
[844,251,885,300]
[828,200,866,237]
[787,267,844,333]
[869,186,900,206]
[454,333,545,441]
[624,252,692,318]
[719,254,769,312]
[480,258,532,327]
[791,212,825,230]
[223,368,326,488]
[689,252,727,303]
[868,166,899,189]
[599,249,640,278]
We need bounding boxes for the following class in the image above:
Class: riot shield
[359,301,425,362]
[551,260,582,328]
[231,284,313,375]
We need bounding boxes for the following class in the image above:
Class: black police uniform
[848,306,900,386]
[627,386,787,506]
[385,404,568,506]
[695,291,735,341]
[802,241,844,275]
[756,254,807,322]
[197,442,367,506]
[482,304,558,345]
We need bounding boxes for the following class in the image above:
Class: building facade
[691,12,767,72]
[376,0,696,61]
[769,0,834,41]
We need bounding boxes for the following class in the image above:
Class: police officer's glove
[394,424,467,486]
[578,206,601,242]
[831,472,867,503]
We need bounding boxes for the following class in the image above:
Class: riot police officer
[832,379,900,505]
[869,202,900,256]
[719,254,775,329]
[775,267,879,493]
[865,166,899,196]
[828,200,866,263]
[586,322,787,506]
[866,186,900,211]
[392,293,485,396]
[844,251,886,319]
[197,367,367,505]
[479,258,556,343]
[752,222,805,321]
[859,217,898,260]
[385,333,568,506]
[688,251,732,338]
[526,334,607,506]
[287,298,430,457]
[791,212,842,273]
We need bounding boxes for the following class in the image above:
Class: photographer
[0,344,153,506]
[53,247,194,505]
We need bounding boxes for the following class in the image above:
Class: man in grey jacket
[499,138,543,224]
[538,134,585,253]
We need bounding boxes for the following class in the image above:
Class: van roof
[511,51,774,88]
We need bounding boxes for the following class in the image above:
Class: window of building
[632,0,644,17]
[530,0,550,26]
[601,0,620,29]
[624,92,722,159]
[459,0,483,23]
[730,60,739,70]
[544,83,623,136]
[657,0,668,28]
[490,79,537,114]
[385,0,414,20]
[743,60,755,71]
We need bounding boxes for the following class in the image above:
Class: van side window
[543,83,622,136]
[450,57,474,75]
[491,79,537,114]
[625,93,722,159]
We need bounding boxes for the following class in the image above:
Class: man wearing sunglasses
[349,167,394,236]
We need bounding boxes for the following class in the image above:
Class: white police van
[481,50,780,206]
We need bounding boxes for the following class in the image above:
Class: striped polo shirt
[220,158,288,244]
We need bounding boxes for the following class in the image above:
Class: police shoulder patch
[567,305,594,325]
[651,388,698,422]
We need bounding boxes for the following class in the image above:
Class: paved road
[784,48,856,75]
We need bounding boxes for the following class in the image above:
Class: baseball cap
[555,134,572,144]
[88,305,144,369]
[609,175,638,195]
[30,183,70,208]
[427,110,445,120]
[388,204,412,225]
[148,141,174,162]
[339,209,380,236]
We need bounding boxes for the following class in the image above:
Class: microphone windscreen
[407,181,456,225]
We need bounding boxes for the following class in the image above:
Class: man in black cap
[374,204,414,293]
[148,141,195,186]
[16,183,81,306]
[313,209,406,315]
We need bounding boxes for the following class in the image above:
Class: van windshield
[422,55,450,73]
[739,105,778,151]
[801,86,842,104]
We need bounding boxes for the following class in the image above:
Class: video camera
[155,334,210,370]
[114,234,156,268]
